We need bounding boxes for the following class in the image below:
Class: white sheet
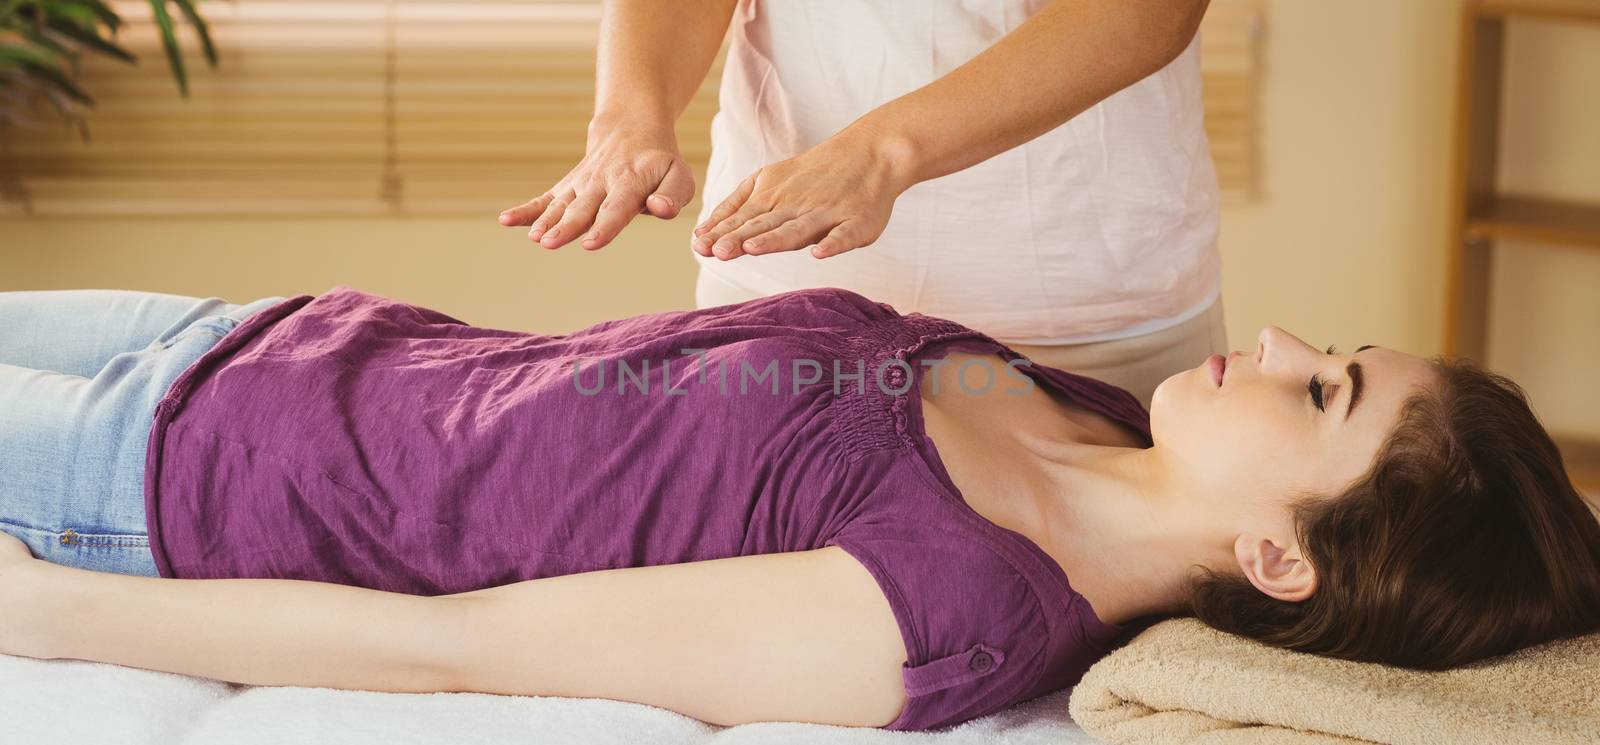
[0,653,1107,745]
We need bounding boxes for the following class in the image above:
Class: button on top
[969,650,994,672]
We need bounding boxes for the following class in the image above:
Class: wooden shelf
[1556,435,1600,498]
[1446,1,1600,504]
[1477,0,1600,23]
[1465,196,1600,249]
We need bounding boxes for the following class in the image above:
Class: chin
[1148,365,1206,442]
[1149,375,1169,413]
[1147,373,1176,436]
[1149,366,1194,409]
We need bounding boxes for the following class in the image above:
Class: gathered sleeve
[824,511,1053,731]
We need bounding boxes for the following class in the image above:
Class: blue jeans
[0,290,286,576]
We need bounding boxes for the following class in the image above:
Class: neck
[1017,434,1231,626]
[915,351,1235,627]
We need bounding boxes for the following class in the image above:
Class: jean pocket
[57,528,150,549]
[151,316,239,352]
[0,521,157,576]
[54,527,158,577]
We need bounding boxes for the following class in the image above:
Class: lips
[1207,353,1226,386]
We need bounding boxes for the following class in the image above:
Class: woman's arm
[0,534,908,728]
[855,0,1212,186]
[692,0,1212,260]
[0,539,467,694]
[498,0,740,246]
[447,546,908,727]
[591,0,738,135]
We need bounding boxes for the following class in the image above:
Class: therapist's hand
[498,118,696,250]
[692,126,918,261]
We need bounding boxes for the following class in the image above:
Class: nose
[1256,325,1318,370]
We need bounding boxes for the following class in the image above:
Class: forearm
[591,0,738,132]
[11,560,473,693]
[848,0,1209,187]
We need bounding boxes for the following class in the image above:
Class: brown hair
[1187,356,1600,669]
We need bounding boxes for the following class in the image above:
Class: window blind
[0,0,1260,218]
[1200,0,1263,201]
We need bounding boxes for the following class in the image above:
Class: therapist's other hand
[498,119,696,250]
[692,127,917,261]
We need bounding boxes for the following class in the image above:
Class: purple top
[144,286,1155,731]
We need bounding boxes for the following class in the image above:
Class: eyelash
[1309,344,1338,411]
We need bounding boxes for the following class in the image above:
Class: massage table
[0,652,1108,744]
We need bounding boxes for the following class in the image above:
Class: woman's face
[1149,325,1441,516]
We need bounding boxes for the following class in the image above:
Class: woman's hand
[0,530,30,568]
[497,118,697,251]
[0,531,47,658]
[692,126,918,261]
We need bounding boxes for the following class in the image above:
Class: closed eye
[1311,344,1377,415]
[1309,344,1337,411]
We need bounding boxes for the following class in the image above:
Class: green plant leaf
[0,67,72,135]
[23,60,94,106]
[1,67,76,137]
[44,14,136,63]
[0,101,49,133]
[35,76,90,141]
[18,24,69,58]
[146,0,187,96]
[171,0,214,67]
[0,0,29,26]
[2,0,216,139]
[0,39,58,67]
[0,42,94,107]
[74,0,126,33]
[18,1,124,33]
[42,2,102,30]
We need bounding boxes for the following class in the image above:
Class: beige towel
[1067,618,1600,745]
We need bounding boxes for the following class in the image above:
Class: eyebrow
[1344,344,1378,420]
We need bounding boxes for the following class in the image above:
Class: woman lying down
[1,286,1598,732]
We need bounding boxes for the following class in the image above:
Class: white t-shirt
[692,0,1222,345]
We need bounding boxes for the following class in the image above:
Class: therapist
[499,0,1221,410]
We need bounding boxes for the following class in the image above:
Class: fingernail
[651,195,674,211]
[713,240,731,256]
[529,224,544,240]
[541,227,561,245]
[743,240,759,251]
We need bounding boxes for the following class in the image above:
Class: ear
[1232,532,1318,602]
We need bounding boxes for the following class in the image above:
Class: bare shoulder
[445,546,909,728]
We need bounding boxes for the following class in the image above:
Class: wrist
[0,559,60,659]
[588,108,676,144]
[838,116,923,195]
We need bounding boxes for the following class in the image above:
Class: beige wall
[1225,2,1599,440]
[3,0,1596,436]
[1220,0,1457,356]
[0,211,704,336]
